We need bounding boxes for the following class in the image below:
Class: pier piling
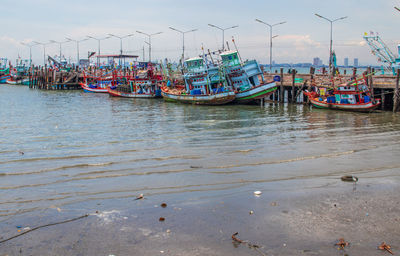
[394,69,400,112]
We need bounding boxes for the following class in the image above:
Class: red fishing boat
[304,74,380,112]
[107,63,163,98]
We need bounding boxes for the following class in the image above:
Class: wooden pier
[27,65,82,90]
[262,67,400,112]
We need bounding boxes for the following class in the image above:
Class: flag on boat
[88,52,96,58]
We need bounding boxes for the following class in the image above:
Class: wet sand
[1,178,399,256]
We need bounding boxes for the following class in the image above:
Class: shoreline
[1,177,399,255]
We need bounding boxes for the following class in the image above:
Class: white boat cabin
[220,51,265,91]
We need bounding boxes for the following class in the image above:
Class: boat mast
[231,37,243,64]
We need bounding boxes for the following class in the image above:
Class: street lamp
[255,19,286,71]
[207,24,238,51]
[136,31,162,62]
[169,27,197,62]
[87,36,111,67]
[21,41,39,67]
[65,37,89,66]
[315,13,347,73]
[50,39,72,64]
[107,33,134,55]
[32,41,52,66]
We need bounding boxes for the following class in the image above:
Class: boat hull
[80,83,108,93]
[308,97,380,112]
[235,82,278,103]
[161,91,236,105]
[0,74,10,83]
[107,87,156,98]
[6,78,30,85]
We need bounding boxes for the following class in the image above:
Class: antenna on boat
[208,49,215,65]
[231,36,243,63]
[226,41,230,51]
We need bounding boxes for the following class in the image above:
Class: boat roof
[97,54,139,59]
[185,56,203,62]
[220,50,238,56]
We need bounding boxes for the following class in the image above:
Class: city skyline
[1,0,400,66]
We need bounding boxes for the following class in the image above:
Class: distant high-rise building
[313,57,323,66]
[344,58,349,67]
[354,58,359,67]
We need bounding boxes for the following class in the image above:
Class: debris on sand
[254,191,262,196]
[341,176,358,182]
[378,242,394,255]
[135,194,144,200]
[231,232,267,256]
[335,238,349,249]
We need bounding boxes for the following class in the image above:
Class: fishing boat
[161,56,235,105]
[80,79,111,93]
[0,58,10,83]
[6,58,31,85]
[107,79,157,98]
[6,77,30,85]
[304,76,380,112]
[80,70,113,93]
[107,64,163,98]
[220,50,277,104]
[0,71,10,83]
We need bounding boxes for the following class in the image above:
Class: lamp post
[108,33,134,55]
[21,42,39,67]
[315,13,347,73]
[65,37,89,66]
[50,39,71,65]
[169,27,197,62]
[207,24,238,51]
[87,36,111,67]
[255,19,286,71]
[136,31,162,63]
[32,41,52,66]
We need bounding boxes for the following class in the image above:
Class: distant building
[344,57,349,67]
[313,57,323,67]
[354,58,359,67]
[79,59,89,67]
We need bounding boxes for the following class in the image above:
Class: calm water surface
[1,84,400,222]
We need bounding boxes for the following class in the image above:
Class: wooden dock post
[280,68,284,103]
[394,69,400,112]
[370,67,374,98]
[306,67,315,103]
[291,69,296,103]
[381,89,385,110]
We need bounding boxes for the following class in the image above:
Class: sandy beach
[1,176,399,256]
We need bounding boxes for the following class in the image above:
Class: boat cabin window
[186,59,203,69]
[222,54,240,66]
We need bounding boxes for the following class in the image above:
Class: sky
[1,0,400,66]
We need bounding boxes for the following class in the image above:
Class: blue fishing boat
[220,50,277,103]
[161,56,235,105]
[0,58,10,83]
